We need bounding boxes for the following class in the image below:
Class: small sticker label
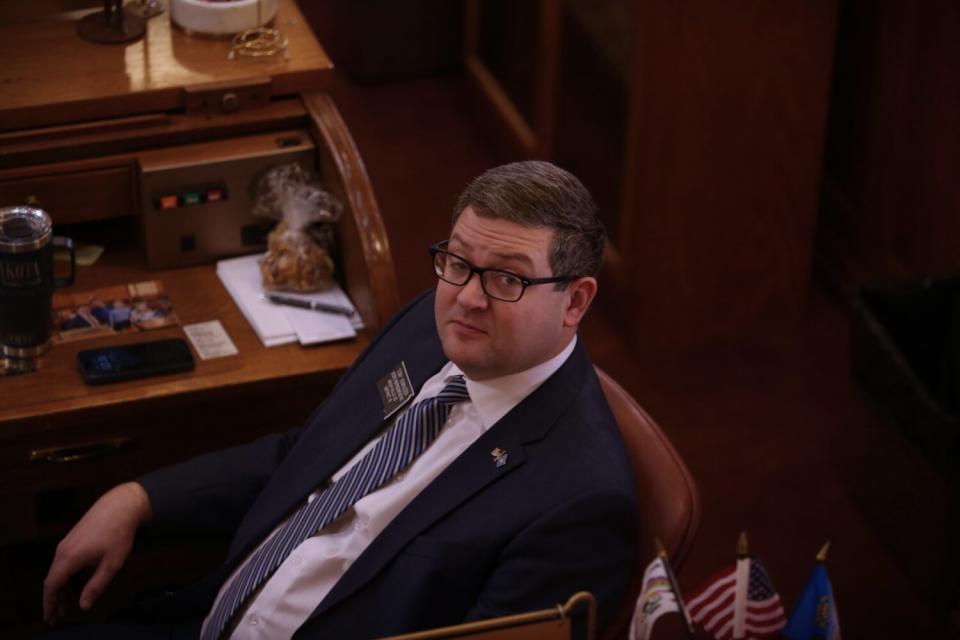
[377,361,415,418]
[183,320,239,360]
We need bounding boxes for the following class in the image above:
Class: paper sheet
[217,253,359,347]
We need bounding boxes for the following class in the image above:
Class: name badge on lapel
[377,361,415,419]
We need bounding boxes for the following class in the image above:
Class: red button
[206,188,224,202]
[159,195,178,210]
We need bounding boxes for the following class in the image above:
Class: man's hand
[42,481,152,625]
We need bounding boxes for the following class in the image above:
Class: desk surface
[0,0,333,132]
[0,251,370,433]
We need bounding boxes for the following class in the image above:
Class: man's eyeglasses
[430,241,577,302]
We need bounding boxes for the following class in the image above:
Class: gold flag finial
[737,531,749,557]
[816,540,831,562]
[654,537,668,558]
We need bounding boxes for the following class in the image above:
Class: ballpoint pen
[262,293,355,317]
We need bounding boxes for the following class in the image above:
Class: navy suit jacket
[136,289,637,638]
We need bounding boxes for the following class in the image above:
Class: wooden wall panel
[297,0,463,83]
[819,1,960,287]
[613,0,838,353]
[907,5,960,274]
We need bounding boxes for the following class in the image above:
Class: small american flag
[686,558,786,640]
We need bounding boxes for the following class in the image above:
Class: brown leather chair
[594,367,701,640]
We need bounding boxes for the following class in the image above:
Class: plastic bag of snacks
[253,163,342,292]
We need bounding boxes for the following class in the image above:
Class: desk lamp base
[77,6,147,44]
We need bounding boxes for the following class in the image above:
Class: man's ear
[562,277,598,328]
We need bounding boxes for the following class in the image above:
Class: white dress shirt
[206,336,577,640]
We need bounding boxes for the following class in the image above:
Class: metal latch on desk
[30,436,133,464]
[184,77,273,115]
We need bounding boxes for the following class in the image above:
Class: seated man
[43,160,638,639]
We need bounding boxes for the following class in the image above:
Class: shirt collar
[446,335,577,431]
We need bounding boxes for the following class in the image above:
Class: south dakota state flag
[783,564,841,640]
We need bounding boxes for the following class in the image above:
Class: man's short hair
[452,161,606,279]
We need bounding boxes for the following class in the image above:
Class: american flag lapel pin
[490,448,508,468]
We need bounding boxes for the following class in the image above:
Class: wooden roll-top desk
[0,1,399,632]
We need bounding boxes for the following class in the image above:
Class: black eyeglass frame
[429,241,580,302]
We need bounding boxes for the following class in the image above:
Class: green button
[183,192,201,205]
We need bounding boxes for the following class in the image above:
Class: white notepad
[216,253,360,347]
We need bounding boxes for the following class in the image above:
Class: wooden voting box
[0,1,398,633]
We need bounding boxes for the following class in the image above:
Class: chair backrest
[594,367,701,640]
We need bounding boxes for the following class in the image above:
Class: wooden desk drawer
[0,423,245,545]
[0,164,136,224]
[0,376,323,546]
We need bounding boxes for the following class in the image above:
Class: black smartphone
[77,338,195,385]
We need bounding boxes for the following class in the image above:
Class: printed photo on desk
[52,280,180,343]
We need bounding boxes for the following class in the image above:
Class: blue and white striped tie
[202,375,470,640]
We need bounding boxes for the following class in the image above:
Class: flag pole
[816,540,830,563]
[654,538,696,640]
[782,541,837,639]
[737,531,749,557]
[732,532,749,640]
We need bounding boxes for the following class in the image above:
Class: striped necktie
[202,375,470,640]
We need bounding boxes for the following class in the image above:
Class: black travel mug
[0,207,76,357]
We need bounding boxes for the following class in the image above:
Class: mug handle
[53,236,75,287]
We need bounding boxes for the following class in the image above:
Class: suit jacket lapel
[309,340,592,619]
